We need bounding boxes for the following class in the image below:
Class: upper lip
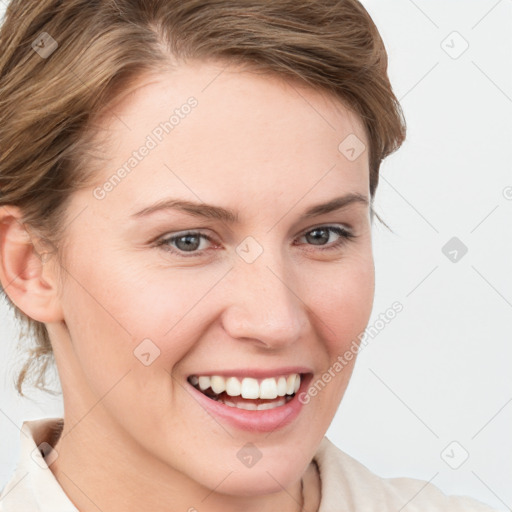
[187,367,313,379]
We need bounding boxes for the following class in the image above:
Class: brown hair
[0,0,406,397]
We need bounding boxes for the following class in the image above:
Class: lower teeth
[218,395,293,410]
[199,388,295,410]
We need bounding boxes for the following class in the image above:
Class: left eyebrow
[301,193,369,218]
[130,192,369,223]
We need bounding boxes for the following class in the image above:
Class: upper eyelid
[296,224,354,241]
[163,223,351,236]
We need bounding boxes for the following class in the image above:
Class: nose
[220,252,309,350]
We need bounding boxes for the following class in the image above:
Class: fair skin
[0,60,374,512]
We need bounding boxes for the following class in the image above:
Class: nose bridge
[222,239,307,347]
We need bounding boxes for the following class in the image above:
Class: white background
[1,0,511,510]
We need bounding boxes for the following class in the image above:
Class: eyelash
[154,225,357,258]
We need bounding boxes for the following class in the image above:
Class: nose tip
[221,264,308,349]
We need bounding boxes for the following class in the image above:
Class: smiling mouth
[187,373,304,411]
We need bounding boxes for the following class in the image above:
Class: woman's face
[49,60,374,497]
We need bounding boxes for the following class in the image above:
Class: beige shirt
[0,417,498,511]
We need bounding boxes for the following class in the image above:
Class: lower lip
[187,374,312,433]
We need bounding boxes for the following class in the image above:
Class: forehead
[84,61,370,217]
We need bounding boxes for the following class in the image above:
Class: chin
[209,469,301,497]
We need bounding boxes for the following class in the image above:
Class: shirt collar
[0,417,78,512]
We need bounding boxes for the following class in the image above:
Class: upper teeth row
[189,373,301,399]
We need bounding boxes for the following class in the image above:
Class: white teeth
[210,376,226,394]
[234,400,258,410]
[277,376,287,396]
[198,376,211,391]
[258,398,286,410]
[286,374,296,395]
[219,397,288,410]
[189,373,302,400]
[241,378,260,399]
[225,377,241,396]
[260,378,278,399]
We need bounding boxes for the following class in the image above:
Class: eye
[295,225,356,252]
[156,231,216,256]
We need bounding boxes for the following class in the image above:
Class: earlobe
[0,205,64,323]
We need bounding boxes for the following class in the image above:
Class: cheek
[58,249,222,378]
[308,253,375,346]
[339,262,375,335]
[303,255,374,408]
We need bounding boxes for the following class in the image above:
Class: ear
[0,205,64,323]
